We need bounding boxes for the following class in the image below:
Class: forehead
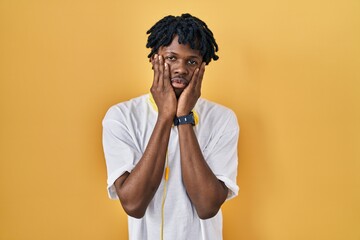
[158,35,202,59]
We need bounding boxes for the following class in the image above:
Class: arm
[177,63,228,219]
[178,124,228,219]
[114,55,176,218]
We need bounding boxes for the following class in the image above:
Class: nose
[173,60,189,76]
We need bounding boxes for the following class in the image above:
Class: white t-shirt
[102,94,239,240]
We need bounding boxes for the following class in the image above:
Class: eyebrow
[165,51,202,59]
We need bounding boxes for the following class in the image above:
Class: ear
[150,54,156,69]
[149,53,156,65]
[149,52,159,69]
[149,50,159,60]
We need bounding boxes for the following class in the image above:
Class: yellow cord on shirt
[160,152,170,240]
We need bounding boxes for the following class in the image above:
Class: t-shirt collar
[148,93,199,126]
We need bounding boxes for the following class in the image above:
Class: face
[156,35,203,97]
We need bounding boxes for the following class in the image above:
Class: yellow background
[1,0,359,239]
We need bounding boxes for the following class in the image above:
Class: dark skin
[114,35,228,219]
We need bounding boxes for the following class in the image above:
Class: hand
[150,54,177,121]
[177,62,206,116]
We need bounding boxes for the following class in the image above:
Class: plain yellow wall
[1,0,359,239]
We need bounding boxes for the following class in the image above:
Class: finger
[195,62,206,91]
[152,54,159,85]
[163,62,171,87]
[189,67,200,89]
[158,55,164,88]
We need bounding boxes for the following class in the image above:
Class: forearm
[178,124,228,219]
[115,117,173,218]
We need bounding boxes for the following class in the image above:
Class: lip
[171,77,189,88]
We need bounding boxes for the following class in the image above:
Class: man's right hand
[150,54,177,121]
[114,54,175,218]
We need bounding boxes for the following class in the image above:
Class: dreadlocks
[146,13,219,65]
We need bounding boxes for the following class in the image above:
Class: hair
[146,13,219,65]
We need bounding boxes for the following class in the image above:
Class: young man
[102,13,239,240]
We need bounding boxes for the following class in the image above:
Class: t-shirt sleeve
[102,107,141,199]
[205,111,240,200]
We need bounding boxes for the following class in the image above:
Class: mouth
[171,77,189,89]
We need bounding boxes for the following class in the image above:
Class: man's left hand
[176,62,206,116]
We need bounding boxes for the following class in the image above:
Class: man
[102,13,239,240]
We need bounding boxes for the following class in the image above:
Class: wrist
[174,112,195,126]
[157,113,175,125]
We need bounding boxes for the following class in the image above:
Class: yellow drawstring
[160,153,170,240]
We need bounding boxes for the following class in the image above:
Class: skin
[113,35,228,219]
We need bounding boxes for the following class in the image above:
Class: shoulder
[196,98,233,111]
[195,98,239,131]
[103,94,150,121]
[196,98,238,121]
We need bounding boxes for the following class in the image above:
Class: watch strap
[173,112,195,126]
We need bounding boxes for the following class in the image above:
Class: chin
[174,88,184,98]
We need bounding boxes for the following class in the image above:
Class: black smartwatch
[173,112,195,126]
